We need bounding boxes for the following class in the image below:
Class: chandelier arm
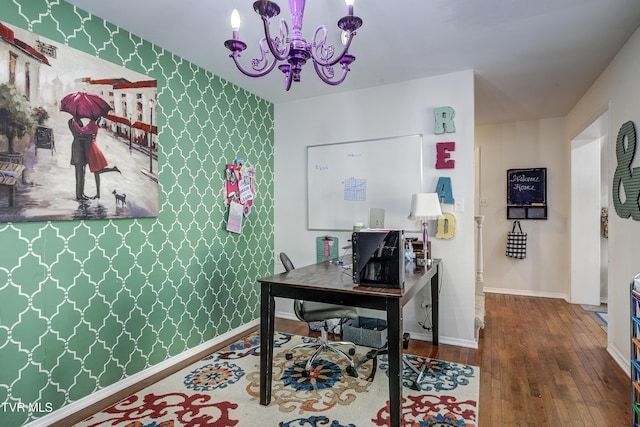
[310,26,356,68]
[230,51,279,78]
[312,60,351,86]
[261,16,290,61]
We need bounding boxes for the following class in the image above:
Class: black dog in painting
[112,189,126,205]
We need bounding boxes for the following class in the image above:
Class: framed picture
[0,20,159,222]
[506,168,547,220]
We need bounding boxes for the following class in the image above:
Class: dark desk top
[259,259,441,426]
[258,258,440,306]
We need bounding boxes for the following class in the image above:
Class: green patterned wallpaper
[0,1,274,425]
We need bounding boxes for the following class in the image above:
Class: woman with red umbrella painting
[61,92,121,200]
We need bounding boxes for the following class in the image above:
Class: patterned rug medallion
[76,332,479,426]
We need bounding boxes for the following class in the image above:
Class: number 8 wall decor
[613,120,640,220]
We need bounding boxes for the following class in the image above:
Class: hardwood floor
[276,293,630,426]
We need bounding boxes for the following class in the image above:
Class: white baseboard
[483,287,567,300]
[607,342,630,378]
[409,330,478,350]
[24,319,260,427]
[279,311,478,350]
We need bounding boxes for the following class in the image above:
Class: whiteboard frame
[306,134,425,231]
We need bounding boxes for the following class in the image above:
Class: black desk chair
[279,252,358,376]
[353,333,436,390]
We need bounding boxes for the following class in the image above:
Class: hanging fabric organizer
[505,220,527,259]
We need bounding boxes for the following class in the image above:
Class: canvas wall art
[0,20,159,222]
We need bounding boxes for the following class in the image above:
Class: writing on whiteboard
[315,164,329,171]
[343,177,367,201]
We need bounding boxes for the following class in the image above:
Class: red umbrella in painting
[60,91,112,120]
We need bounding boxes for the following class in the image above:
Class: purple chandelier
[224,0,363,91]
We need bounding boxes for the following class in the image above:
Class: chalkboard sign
[34,125,55,156]
[506,168,547,219]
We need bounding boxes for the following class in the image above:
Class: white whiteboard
[307,134,425,231]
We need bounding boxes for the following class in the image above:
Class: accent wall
[0,1,274,426]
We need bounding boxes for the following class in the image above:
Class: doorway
[570,111,609,318]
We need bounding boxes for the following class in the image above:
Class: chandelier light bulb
[230,9,241,33]
[345,0,355,15]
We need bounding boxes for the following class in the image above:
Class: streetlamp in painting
[148,98,155,174]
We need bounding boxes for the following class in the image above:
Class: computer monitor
[352,229,404,289]
[368,208,385,228]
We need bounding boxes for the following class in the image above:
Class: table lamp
[408,193,444,262]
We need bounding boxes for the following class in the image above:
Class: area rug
[76,331,479,426]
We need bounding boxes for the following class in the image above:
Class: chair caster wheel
[346,366,357,377]
[348,348,356,356]
[301,370,309,377]
[285,353,293,360]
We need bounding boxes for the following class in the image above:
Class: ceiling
[65,0,640,125]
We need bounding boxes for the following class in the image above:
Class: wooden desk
[258,258,441,427]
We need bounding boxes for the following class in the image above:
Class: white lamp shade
[408,193,443,220]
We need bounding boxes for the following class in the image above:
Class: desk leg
[387,298,403,427]
[431,264,440,346]
[260,283,275,405]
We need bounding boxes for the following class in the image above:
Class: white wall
[566,26,640,370]
[475,118,569,298]
[273,70,477,347]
